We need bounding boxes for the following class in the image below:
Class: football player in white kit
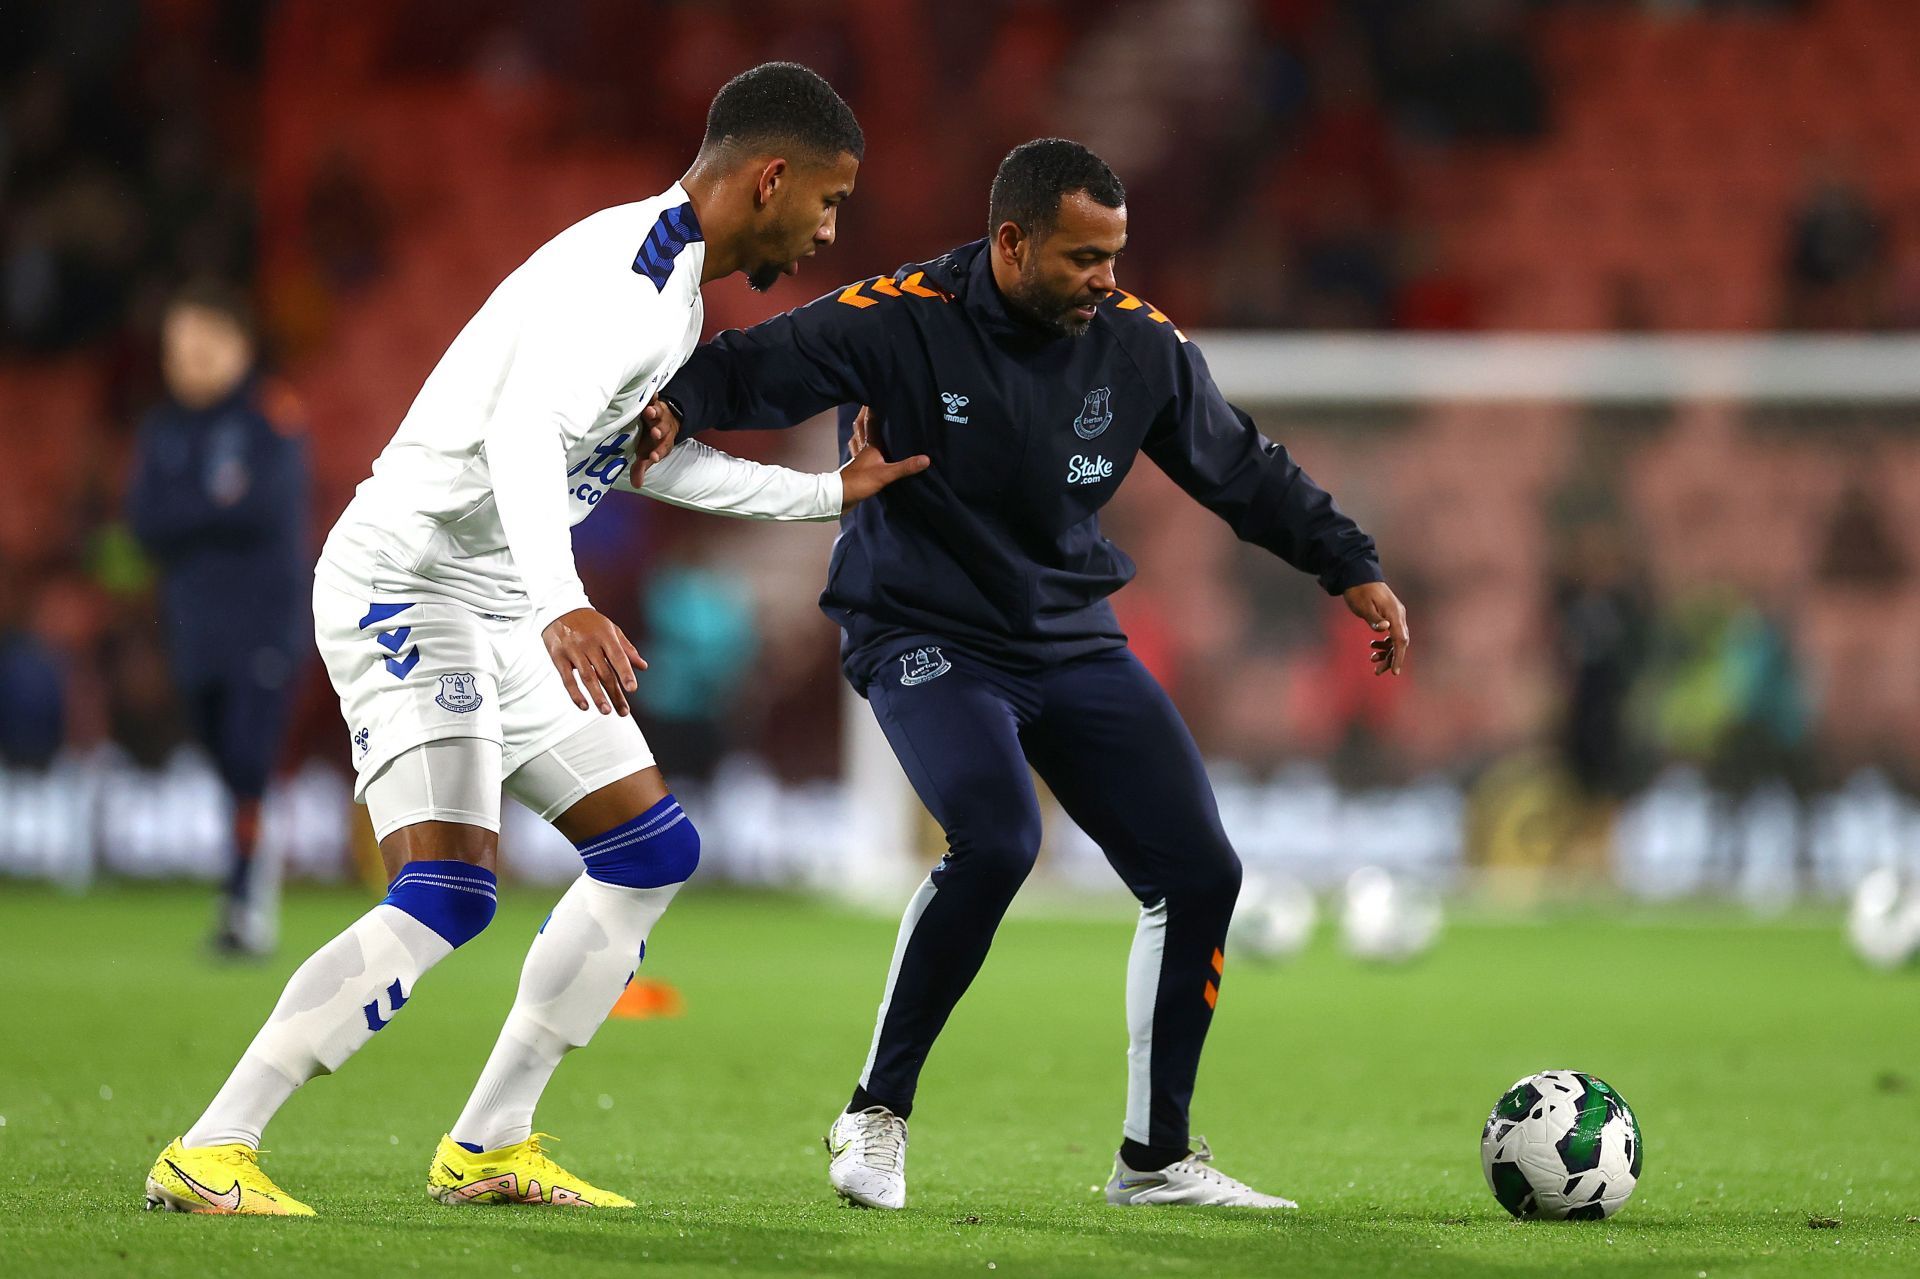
[145,63,919,1215]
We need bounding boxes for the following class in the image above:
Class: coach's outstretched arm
[656,281,893,434]
[1144,336,1410,674]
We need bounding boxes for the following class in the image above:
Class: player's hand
[543,608,647,715]
[1343,581,1410,676]
[638,397,681,469]
[840,406,930,511]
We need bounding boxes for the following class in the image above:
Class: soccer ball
[1847,868,1920,970]
[1339,866,1441,962]
[1481,1070,1642,1220]
[1228,873,1317,962]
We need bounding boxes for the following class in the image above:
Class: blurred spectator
[1646,588,1810,792]
[1366,0,1548,144]
[1781,159,1888,330]
[99,621,185,769]
[1551,522,1652,798]
[126,280,309,954]
[305,150,390,295]
[0,569,66,770]
[1817,478,1908,590]
[633,561,761,784]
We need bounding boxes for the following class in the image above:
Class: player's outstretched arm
[627,403,927,519]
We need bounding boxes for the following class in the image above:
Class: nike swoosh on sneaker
[169,1161,243,1211]
[1117,1176,1165,1190]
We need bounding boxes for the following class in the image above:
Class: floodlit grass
[2,883,1916,1276]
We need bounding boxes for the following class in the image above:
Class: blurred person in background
[0,569,68,771]
[127,279,309,957]
[633,555,760,784]
[1781,154,1888,330]
[1647,586,1810,793]
[1547,520,1654,874]
[1552,521,1652,803]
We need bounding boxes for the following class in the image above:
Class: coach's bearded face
[999,192,1126,338]
[746,151,859,292]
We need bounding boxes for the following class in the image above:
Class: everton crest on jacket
[663,238,1383,689]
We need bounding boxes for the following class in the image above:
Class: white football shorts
[312,577,655,823]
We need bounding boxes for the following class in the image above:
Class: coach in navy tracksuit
[129,281,309,955]
[660,140,1409,1202]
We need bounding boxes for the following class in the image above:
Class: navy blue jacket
[664,239,1382,689]
[128,375,310,683]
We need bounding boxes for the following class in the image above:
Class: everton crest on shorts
[436,672,485,713]
[898,646,951,686]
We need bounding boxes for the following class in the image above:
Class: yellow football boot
[144,1138,316,1216]
[427,1133,634,1208]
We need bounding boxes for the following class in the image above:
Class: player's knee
[380,858,499,948]
[576,794,701,889]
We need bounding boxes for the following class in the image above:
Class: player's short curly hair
[701,62,864,163]
[988,139,1125,239]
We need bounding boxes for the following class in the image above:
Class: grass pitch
[1,882,1916,1277]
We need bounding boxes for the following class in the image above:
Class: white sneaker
[825,1106,908,1209]
[1104,1138,1297,1208]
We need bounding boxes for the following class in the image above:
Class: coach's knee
[381,859,498,948]
[937,807,1043,892]
[1185,846,1243,911]
[575,794,701,889]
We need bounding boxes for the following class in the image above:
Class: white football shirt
[318,182,839,624]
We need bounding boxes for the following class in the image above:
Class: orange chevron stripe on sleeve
[837,281,877,309]
[1111,289,1186,340]
[869,275,901,297]
[1203,980,1219,1009]
[1211,948,1225,975]
[899,271,949,300]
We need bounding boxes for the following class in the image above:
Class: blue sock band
[574,795,701,889]
[381,860,498,948]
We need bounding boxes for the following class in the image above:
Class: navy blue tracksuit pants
[859,643,1242,1150]
[176,664,295,801]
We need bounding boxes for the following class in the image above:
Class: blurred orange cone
[609,979,684,1020]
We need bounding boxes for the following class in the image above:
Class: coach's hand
[1344,581,1410,676]
[544,608,647,715]
[840,406,930,511]
[638,397,680,469]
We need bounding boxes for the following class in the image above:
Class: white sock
[449,875,680,1151]
[184,904,454,1148]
